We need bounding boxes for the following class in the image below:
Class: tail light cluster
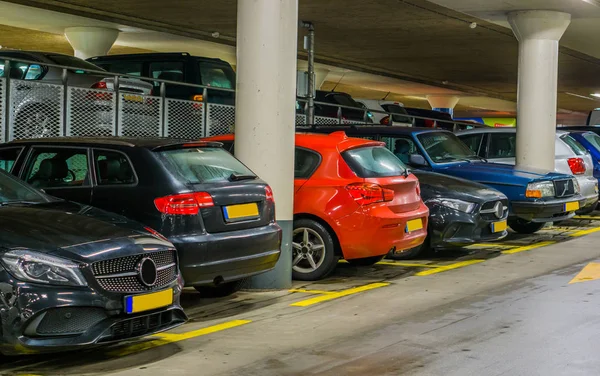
[568,158,586,175]
[346,183,394,206]
[87,81,112,101]
[154,192,214,215]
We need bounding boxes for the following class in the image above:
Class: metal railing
[0,56,480,143]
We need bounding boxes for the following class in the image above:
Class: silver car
[0,51,154,139]
[457,127,599,214]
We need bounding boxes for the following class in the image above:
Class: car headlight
[426,198,475,213]
[0,250,86,287]
[526,181,555,198]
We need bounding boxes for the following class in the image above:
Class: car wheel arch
[293,213,343,257]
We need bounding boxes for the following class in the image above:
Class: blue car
[568,130,600,183]
[301,126,584,234]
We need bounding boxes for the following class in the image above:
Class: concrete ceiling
[0,0,599,123]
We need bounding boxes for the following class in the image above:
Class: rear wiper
[229,173,257,182]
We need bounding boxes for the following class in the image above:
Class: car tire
[346,255,385,266]
[508,218,545,234]
[194,278,246,298]
[292,219,339,281]
[387,235,431,260]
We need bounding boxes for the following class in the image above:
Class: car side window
[94,150,136,185]
[150,61,185,83]
[294,148,320,179]
[488,133,516,158]
[459,134,483,155]
[381,136,421,165]
[25,148,90,189]
[0,147,23,173]
[0,62,43,80]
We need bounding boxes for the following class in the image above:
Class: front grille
[91,250,177,293]
[36,307,107,336]
[554,179,575,198]
[480,200,509,221]
[102,310,175,342]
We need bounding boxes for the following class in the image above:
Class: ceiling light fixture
[565,92,597,100]
[591,93,600,98]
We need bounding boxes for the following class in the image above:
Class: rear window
[342,146,407,178]
[96,61,143,77]
[157,147,255,183]
[561,134,587,156]
[583,132,600,151]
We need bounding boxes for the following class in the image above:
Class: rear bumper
[172,223,282,286]
[576,175,599,209]
[336,202,430,260]
[427,204,508,248]
[511,197,584,222]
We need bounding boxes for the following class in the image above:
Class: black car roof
[7,137,222,149]
[88,52,230,65]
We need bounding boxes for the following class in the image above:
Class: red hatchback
[205,132,429,280]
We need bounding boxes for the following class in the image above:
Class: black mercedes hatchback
[0,138,282,297]
[0,170,186,355]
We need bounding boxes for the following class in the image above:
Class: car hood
[0,201,172,263]
[412,170,507,203]
[437,161,570,186]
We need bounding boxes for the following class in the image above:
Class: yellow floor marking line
[569,226,600,237]
[415,259,485,276]
[500,241,556,254]
[288,288,338,295]
[569,262,600,284]
[574,215,600,220]
[290,282,389,307]
[376,261,446,268]
[108,319,251,357]
[467,243,514,249]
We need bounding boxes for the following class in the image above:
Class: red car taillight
[568,157,586,175]
[424,119,435,127]
[265,185,274,202]
[91,82,108,90]
[144,226,169,241]
[346,183,394,206]
[88,81,112,100]
[154,192,214,215]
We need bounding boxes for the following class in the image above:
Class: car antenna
[331,71,346,92]
[382,92,390,101]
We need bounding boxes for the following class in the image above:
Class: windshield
[157,147,255,184]
[583,132,600,151]
[342,146,407,178]
[417,131,477,163]
[0,170,48,204]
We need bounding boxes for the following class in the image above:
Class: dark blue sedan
[568,130,600,183]
[301,126,584,234]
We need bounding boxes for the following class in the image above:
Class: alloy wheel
[292,227,326,274]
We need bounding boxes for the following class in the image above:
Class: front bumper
[335,202,430,260]
[427,204,508,248]
[0,271,186,356]
[511,196,585,222]
[172,223,282,287]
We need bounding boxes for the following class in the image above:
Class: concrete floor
[3,220,600,375]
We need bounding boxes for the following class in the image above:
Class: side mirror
[409,154,428,167]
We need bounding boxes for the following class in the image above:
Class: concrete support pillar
[235,0,298,289]
[64,27,119,60]
[426,95,460,118]
[508,11,571,171]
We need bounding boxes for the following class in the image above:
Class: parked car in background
[568,130,600,187]
[457,128,599,214]
[88,52,236,105]
[300,126,584,234]
[0,169,186,355]
[389,170,509,259]
[0,51,153,138]
[297,90,370,124]
[0,138,282,297]
[355,99,412,126]
[204,132,429,280]
[403,107,454,129]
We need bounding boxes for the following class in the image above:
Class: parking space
[2,215,599,375]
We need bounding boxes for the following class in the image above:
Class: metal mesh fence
[207,103,235,136]
[9,80,64,140]
[314,116,339,125]
[118,93,162,137]
[0,78,5,142]
[295,114,306,125]
[67,87,116,137]
[165,98,205,139]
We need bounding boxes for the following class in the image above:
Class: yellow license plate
[125,289,173,314]
[491,220,507,233]
[405,218,423,233]
[224,203,259,221]
[565,201,580,212]
[123,94,144,102]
